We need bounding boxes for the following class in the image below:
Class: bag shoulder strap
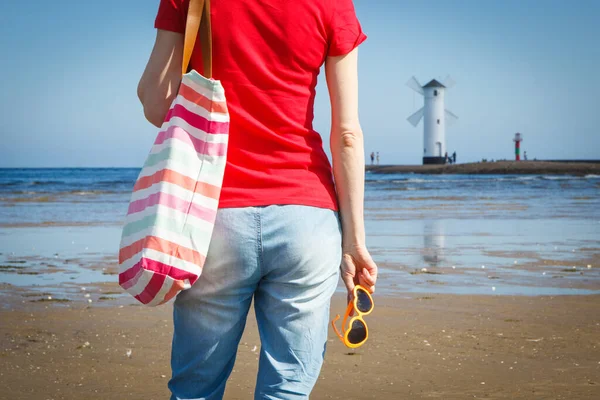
[183,0,213,77]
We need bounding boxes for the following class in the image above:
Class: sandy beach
[1,285,599,400]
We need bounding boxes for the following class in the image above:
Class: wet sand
[366,161,600,176]
[1,287,599,400]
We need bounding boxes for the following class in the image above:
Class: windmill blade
[406,76,424,95]
[445,109,458,126]
[441,75,456,89]
[407,107,424,127]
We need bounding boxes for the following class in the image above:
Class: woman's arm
[137,29,184,127]
[326,48,378,296]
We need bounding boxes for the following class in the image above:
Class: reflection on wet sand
[422,220,445,267]
[366,217,599,296]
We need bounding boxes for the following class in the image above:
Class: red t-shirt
[155,0,366,210]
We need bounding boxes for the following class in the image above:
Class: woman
[137,0,377,398]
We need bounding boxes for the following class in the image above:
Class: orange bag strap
[182,0,213,77]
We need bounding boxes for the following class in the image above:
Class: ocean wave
[0,195,57,203]
[30,180,66,186]
[404,196,469,201]
[0,180,24,187]
[584,174,600,179]
[95,180,136,186]
[539,176,578,181]
[68,190,119,195]
[0,180,68,187]
[0,190,125,203]
[1,189,120,196]
[0,179,135,188]
[380,186,426,191]
[1,190,40,195]
[366,179,392,184]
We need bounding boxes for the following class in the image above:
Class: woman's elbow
[138,88,170,128]
[142,103,168,128]
[333,127,364,150]
[137,83,145,106]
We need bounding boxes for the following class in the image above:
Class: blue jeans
[169,205,342,400]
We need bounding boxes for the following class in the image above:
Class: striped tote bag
[119,0,227,306]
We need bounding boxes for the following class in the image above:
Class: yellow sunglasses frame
[331,285,374,348]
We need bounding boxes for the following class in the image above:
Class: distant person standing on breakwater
[370,151,375,165]
[524,151,528,161]
[376,152,380,165]
[452,151,456,164]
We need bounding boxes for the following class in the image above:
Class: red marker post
[513,133,523,161]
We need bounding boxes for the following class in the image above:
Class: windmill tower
[406,76,458,165]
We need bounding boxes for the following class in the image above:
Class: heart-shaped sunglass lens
[347,319,367,344]
[356,289,373,313]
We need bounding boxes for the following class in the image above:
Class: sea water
[1,168,598,296]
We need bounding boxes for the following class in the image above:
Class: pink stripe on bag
[119,262,144,289]
[120,257,199,288]
[155,125,227,156]
[166,104,229,134]
[119,236,206,266]
[127,192,217,222]
[135,273,167,304]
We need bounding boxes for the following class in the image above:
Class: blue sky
[0,0,598,167]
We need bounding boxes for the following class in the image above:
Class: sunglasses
[331,285,374,348]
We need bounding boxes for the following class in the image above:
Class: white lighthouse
[406,76,458,165]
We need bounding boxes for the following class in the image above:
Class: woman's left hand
[340,244,378,302]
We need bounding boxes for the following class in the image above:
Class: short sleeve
[327,0,367,57]
[154,0,187,33]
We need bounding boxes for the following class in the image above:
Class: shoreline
[1,241,597,299]
[366,161,600,176]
